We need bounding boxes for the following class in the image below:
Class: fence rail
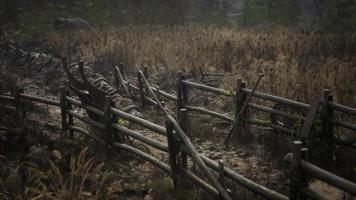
[1,66,356,199]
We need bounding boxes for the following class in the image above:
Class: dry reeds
[47,26,356,106]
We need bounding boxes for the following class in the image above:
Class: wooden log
[119,63,125,79]
[111,123,168,152]
[330,102,356,116]
[151,86,177,101]
[321,90,335,153]
[65,89,74,138]
[180,147,288,200]
[110,107,167,135]
[218,160,226,200]
[181,168,219,197]
[289,141,305,200]
[185,105,233,122]
[65,96,167,135]
[0,95,15,101]
[137,71,146,105]
[137,70,232,200]
[247,102,302,121]
[241,88,311,110]
[300,159,356,196]
[114,66,131,98]
[300,96,322,144]
[244,118,297,136]
[0,105,16,110]
[167,120,180,189]
[182,80,234,97]
[113,142,171,174]
[19,93,60,106]
[301,188,327,200]
[113,142,219,197]
[60,87,67,132]
[225,74,264,144]
[66,109,106,130]
[67,125,105,142]
[330,119,356,131]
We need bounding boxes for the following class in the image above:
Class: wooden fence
[0,66,356,199]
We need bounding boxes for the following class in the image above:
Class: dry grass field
[47,26,356,107]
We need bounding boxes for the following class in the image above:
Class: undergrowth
[47,26,356,107]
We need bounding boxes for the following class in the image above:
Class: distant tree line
[1,0,356,32]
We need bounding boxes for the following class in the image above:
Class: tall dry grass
[47,26,356,106]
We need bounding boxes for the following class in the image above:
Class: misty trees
[312,0,356,31]
[240,0,300,27]
[240,0,356,31]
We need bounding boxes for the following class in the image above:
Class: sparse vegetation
[48,26,356,107]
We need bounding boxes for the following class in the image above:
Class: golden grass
[0,147,123,200]
[47,26,356,106]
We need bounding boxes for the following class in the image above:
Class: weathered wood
[65,89,74,138]
[113,142,219,197]
[182,80,234,97]
[0,105,16,110]
[248,102,302,121]
[301,188,328,200]
[65,95,167,135]
[111,123,168,152]
[185,105,233,122]
[321,90,335,154]
[119,63,125,79]
[289,141,303,200]
[19,93,60,106]
[218,160,226,200]
[67,125,105,142]
[60,87,67,132]
[179,108,188,185]
[225,74,264,144]
[330,102,356,116]
[151,86,177,101]
[182,148,288,200]
[110,106,167,135]
[114,66,131,97]
[66,109,106,130]
[0,95,15,101]
[181,168,219,197]
[300,159,356,196]
[244,118,297,136]
[241,88,311,110]
[167,120,180,189]
[137,71,146,105]
[113,142,171,174]
[330,119,356,131]
[138,70,232,200]
[301,96,322,143]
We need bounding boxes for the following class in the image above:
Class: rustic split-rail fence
[0,61,356,200]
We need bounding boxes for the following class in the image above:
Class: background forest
[2,0,356,41]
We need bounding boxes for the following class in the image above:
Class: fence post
[60,87,67,139]
[14,85,25,128]
[119,63,125,79]
[235,79,247,138]
[137,71,146,106]
[289,141,308,200]
[65,88,74,138]
[104,95,118,143]
[218,160,227,200]
[114,66,119,89]
[143,66,149,98]
[177,72,189,178]
[166,120,182,189]
[321,89,334,152]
